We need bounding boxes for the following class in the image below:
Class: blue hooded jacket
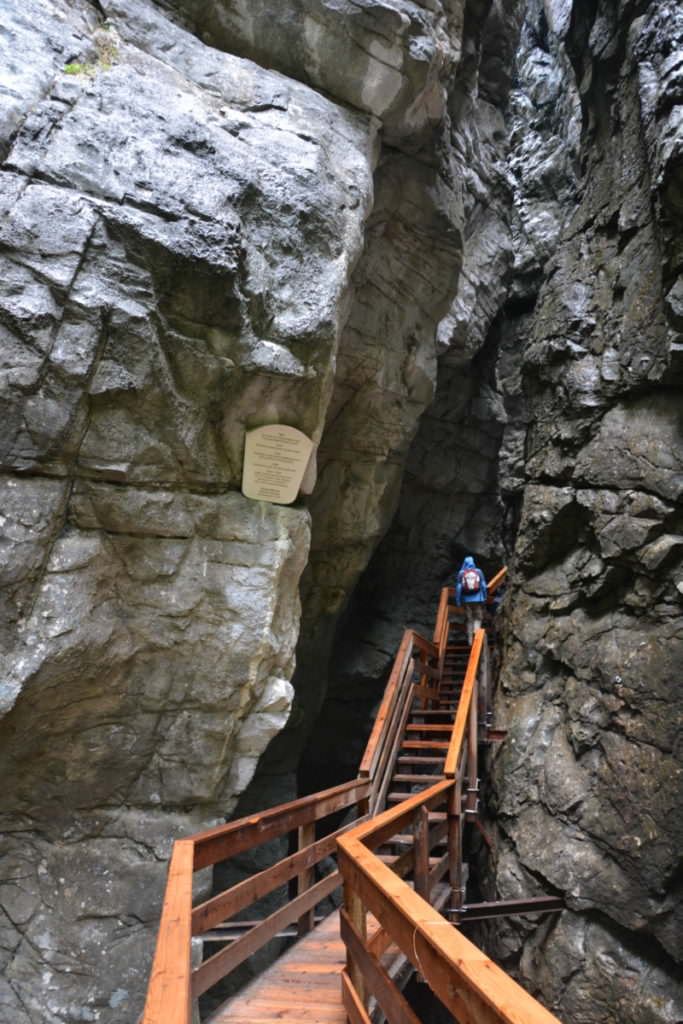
[455,556,487,605]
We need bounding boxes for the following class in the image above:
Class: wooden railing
[433,567,507,682]
[142,563,564,1024]
[359,629,441,814]
[142,778,371,1024]
[338,806,560,1024]
[337,619,561,1024]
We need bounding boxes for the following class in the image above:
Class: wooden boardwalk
[208,911,346,1023]
[141,571,564,1024]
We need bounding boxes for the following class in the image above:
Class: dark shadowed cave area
[0,0,681,1023]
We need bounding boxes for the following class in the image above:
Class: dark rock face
[486,2,683,1021]
[305,1,683,1022]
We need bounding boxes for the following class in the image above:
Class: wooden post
[447,780,464,917]
[297,822,316,936]
[141,840,194,1024]
[478,635,492,738]
[418,648,428,710]
[345,885,367,1006]
[414,806,430,902]
[478,635,486,735]
[467,659,478,816]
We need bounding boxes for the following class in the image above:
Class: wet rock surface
[485,2,683,1021]
[0,0,375,1019]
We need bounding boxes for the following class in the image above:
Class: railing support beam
[345,885,367,1007]
[297,821,316,936]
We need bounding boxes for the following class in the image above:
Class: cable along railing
[141,566,564,1024]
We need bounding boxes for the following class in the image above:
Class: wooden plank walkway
[208,911,347,1023]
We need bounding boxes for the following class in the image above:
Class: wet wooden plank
[208,912,347,1024]
[193,873,341,997]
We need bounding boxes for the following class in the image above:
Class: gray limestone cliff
[486,3,683,1021]
[0,1,681,1023]
[0,0,464,1020]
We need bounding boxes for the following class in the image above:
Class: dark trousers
[464,603,483,645]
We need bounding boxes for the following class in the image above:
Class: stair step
[405,723,452,733]
[379,854,443,866]
[397,756,445,766]
[387,794,450,808]
[391,774,443,784]
[409,711,455,719]
[401,740,450,750]
[382,806,450,823]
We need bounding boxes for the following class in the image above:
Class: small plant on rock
[63,24,119,77]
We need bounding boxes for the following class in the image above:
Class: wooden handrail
[337,831,561,1024]
[358,629,438,780]
[444,627,484,777]
[487,565,508,597]
[346,778,452,851]
[359,629,414,778]
[142,840,194,1024]
[432,585,450,645]
[191,813,369,935]
[192,776,370,868]
[142,779,371,1023]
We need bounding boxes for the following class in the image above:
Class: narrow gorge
[0,1,681,1022]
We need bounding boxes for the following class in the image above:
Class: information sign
[242,425,314,505]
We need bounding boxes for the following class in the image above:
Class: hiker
[455,556,487,645]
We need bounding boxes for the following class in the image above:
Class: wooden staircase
[141,569,565,1024]
[389,634,469,798]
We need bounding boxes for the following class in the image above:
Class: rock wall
[297,0,531,788]
[488,2,683,1021]
[0,0,681,1022]
[300,1,683,1022]
[0,0,470,1021]
[0,0,377,1019]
